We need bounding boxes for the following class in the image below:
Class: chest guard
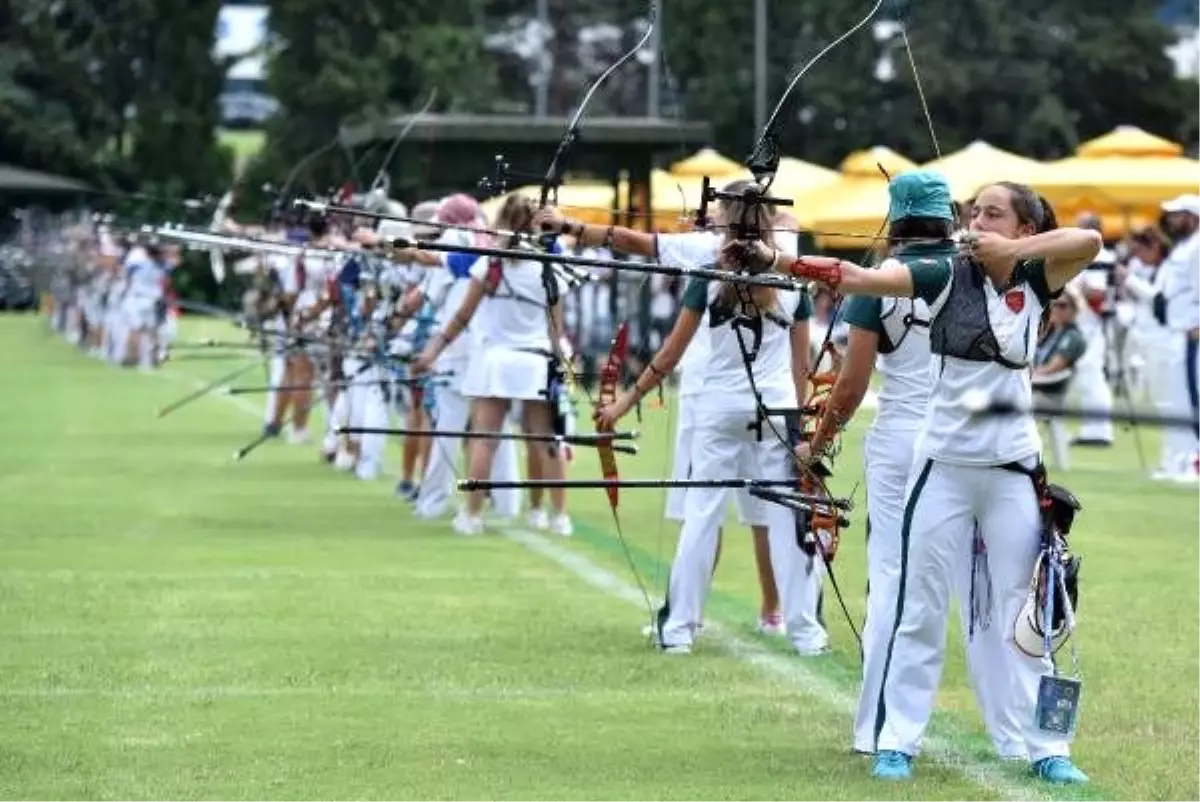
[929,255,1027,370]
[878,296,931,354]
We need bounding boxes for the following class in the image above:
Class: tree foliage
[1,0,233,198]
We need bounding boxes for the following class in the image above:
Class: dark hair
[1130,225,1171,261]
[1035,194,1058,233]
[307,216,329,238]
[888,215,953,249]
[991,181,1049,232]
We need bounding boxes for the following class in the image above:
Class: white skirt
[461,344,550,401]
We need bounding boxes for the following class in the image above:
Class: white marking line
[502,526,1050,802]
[154,360,1046,799]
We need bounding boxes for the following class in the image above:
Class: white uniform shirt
[657,232,721,397]
[657,230,800,399]
[840,247,948,431]
[467,257,565,351]
[678,278,810,413]
[910,256,1052,465]
[426,229,477,367]
[1162,232,1200,332]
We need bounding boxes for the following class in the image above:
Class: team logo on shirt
[1004,289,1025,314]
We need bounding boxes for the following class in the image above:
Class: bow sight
[693,176,794,243]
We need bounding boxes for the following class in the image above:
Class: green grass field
[1,314,1197,800]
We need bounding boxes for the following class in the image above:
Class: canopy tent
[1028,126,1200,237]
[920,140,1043,202]
[669,147,745,179]
[767,157,841,212]
[799,146,918,249]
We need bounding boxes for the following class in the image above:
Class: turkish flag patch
[1004,289,1025,314]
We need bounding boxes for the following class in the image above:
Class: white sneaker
[288,427,311,445]
[333,449,355,472]
[527,508,550,530]
[452,511,484,537]
[549,513,573,537]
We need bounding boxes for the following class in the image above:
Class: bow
[688,0,910,650]
[477,3,660,617]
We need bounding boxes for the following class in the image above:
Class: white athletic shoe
[549,513,573,537]
[288,427,311,445]
[451,511,484,537]
[527,508,550,530]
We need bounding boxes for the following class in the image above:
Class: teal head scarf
[887,170,953,222]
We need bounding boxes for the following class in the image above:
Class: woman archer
[533,182,798,639]
[583,186,827,656]
[408,193,573,538]
[753,178,1099,784]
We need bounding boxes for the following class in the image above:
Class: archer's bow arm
[532,207,656,258]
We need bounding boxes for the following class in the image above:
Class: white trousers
[324,388,347,456]
[414,386,521,518]
[874,456,1070,763]
[665,397,697,522]
[1167,334,1200,466]
[853,427,1026,757]
[659,408,826,653]
[353,382,391,481]
[1033,390,1071,471]
[263,355,286,426]
[1070,343,1113,442]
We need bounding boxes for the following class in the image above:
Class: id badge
[1036,673,1082,736]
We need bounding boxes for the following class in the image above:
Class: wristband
[789,257,844,290]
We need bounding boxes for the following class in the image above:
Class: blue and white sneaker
[1032,756,1088,784]
[871,750,912,780]
[393,480,419,502]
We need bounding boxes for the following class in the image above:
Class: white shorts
[461,345,549,401]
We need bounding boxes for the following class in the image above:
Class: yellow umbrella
[799,146,918,248]
[1075,125,1183,158]
[669,147,745,179]
[771,156,840,203]
[920,140,1043,202]
[647,167,759,231]
[1028,126,1200,234]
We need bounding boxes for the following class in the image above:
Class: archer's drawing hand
[532,208,569,235]
[720,240,775,270]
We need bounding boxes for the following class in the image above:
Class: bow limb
[537,2,659,212]
[596,322,629,510]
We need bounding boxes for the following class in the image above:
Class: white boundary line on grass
[501,527,1049,802]
[153,364,1050,801]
